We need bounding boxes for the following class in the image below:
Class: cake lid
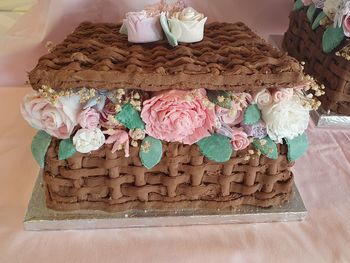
[29,22,305,91]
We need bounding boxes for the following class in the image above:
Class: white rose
[261,96,310,143]
[168,7,207,43]
[253,89,273,109]
[73,128,105,153]
[323,0,342,18]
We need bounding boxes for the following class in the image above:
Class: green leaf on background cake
[285,133,309,161]
[253,136,278,160]
[243,104,261,125]
[197,134,232,163]
[160,12,178,47]
[139,136,163,169]
[207,90,232,109]
[116,103,145,130]
[293,0,304,11]
[312,11,326,30]
[322,26,345,53]
[31,130,52,168]
[119,22,128,35]
[307,4,317,23]
[58,138,76,160]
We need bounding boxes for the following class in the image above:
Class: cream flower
[73,128,105,153]
[253,89,273,109]
[261,96,310,143]
[323,0,342,19]
[168,7,207,43]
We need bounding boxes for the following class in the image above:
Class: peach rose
[271,88,294,103]
[77,107,100,130]
[141,89,215,144]
[21,92,50,129]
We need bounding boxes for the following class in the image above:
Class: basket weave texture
[283,9,350,115]
[44,139,294,212]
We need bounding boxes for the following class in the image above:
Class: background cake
[283,0,350,115]
[21,2,317,212]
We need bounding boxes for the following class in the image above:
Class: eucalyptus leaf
[243,104,261,125]
[293,0,304,11]
[322,25,345,53]
[116,103,145,130]
[285,133,308,161]
[307,4,317,23]
[207,90,232,109]
[160,12,178,47]
[58,138,77,160]
[31,130,52,168]
[312,11,326,30]
[253,136,278,160]
[139,136,163,169]
[197,134,232,163]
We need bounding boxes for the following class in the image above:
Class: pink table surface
[0,86,350,263]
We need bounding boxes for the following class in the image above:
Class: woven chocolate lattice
[44,139,293,212]
[283,9,350,114]
[29,22,304,92]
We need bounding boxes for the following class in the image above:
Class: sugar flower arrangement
[294,0,350,53]
[119,0,207,47]
[21,83,320,169]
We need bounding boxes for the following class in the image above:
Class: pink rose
[141,89,215,145]
[21,91,81,139]
[252,89,273,109]
[301,0,313,6]
[215,106,243,126]
[231,128,250,151]
[343,14,350,37]
[21,92,50,129]
[271,88,294,103]
[125,11,163,43]
[77,107,100,130]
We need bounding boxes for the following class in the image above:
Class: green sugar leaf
[207,90,232,109]
[119,22,128,35]
[253,136,278,160]
[139,136,163,169]
[285,133,309,161]
[160,13,178,47]
[31,130,52,168]
[293,0,304,11]
[197,134,232,163]
[244,104,261,125]
[312,11,326,30]
[58,138,76,160]
[116,103,145,130]
[307,4,317,23]
[322,25,345,53]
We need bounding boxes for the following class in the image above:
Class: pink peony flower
[21,92,81,139]
[271,88,294,103]
[104,129,130,157]
[125,11,163,43]
[230,128,250,151]
[344,14,350,37]
[77,107,100,130]
[141,89,215,145]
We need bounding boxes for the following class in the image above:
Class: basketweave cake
[21,2,318,212]
[283,0,350,115]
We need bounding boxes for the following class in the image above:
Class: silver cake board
[311,107,350,128]
[24,172,308,231]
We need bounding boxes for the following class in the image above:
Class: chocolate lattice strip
[283,9,350,114]
[44,139,294,212]
[29,22,304,92]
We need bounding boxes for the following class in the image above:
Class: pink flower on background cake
[252,89,273,109]
[104,129,130,156]
[125,11,163,43]
[141,89,215,145]
[230,128,250,151]
[301,0,313,6]
[21,92,81,139]
[343,14,350,36]
[77,107,100,130]
[271,88,294,103]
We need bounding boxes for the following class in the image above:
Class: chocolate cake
[22,4,315,212]
[283,1,350,115]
